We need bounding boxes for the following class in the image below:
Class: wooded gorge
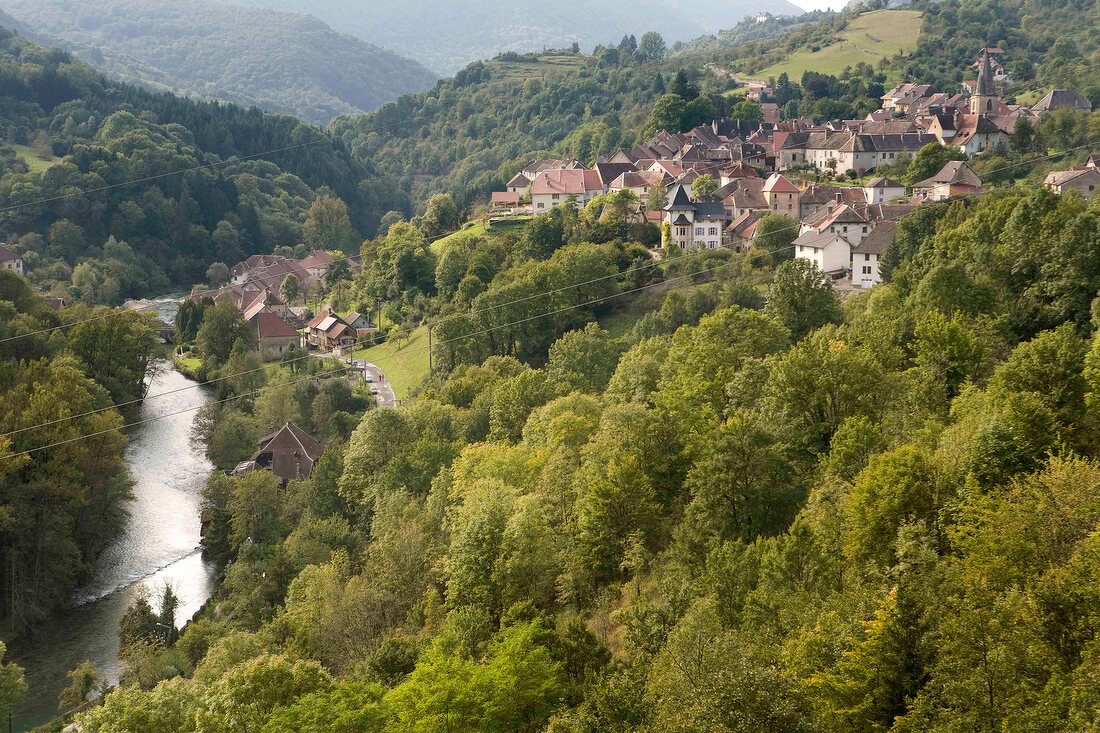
[56,183,1100,732]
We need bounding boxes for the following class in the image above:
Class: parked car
[370,386,379,395]
[365,375,373,383]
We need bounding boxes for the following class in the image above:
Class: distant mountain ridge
[233,0,805,74]
[0,0,437,124]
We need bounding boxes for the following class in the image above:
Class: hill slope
[234,0,805,75]
[753,9,923,81]
[0,0,437,124]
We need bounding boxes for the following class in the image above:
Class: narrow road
[361,360,397,408]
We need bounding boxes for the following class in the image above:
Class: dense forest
[0,0,436,125]
[235,0,804,74]
[330,45,741,211]
[0,271,157,631]
[0,28,408,304]
[52,178,1100,733]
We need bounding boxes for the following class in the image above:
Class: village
[63,48,1094,396]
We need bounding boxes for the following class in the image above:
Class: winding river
[11,302,217,732]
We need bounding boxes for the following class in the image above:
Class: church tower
[972,51,999,117]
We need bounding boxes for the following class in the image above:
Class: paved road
[359,360,397,408]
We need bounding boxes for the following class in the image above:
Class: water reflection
[11,367,215,731]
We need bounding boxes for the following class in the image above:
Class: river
[10,300,217,732]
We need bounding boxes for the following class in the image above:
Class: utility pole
[427,324,433,372]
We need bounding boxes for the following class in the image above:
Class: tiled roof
[0,244,19,262]
[531,169,603,195]
[254,311,299,339]
[763,173,800,193]
[794,229,849,250]
[914,161,982,188]
[852,220,897,255]
[1033,89,1093,113]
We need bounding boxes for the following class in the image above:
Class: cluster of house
[493,49,1095,290]
[186,249,373,360]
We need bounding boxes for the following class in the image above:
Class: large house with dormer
[664,184,726,250]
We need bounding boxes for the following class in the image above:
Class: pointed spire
[977,51,996,96]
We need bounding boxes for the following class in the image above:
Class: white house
[530,169,604,212]
[851,220,897,288]
[863,177,906,204]
[793,230,852,275]
[664,184,726,250]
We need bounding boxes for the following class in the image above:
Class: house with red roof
[530,169,604,212]
[234,422,323,484]
[762,173,800,215]
[251,311,301,360]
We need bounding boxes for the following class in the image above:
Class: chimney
[835,192,843,205]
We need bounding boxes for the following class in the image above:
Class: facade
[851,220,897,288]
[793,230,852,275]
[1045,168,1100,199]
[0,244,23,276]
[252,311,301,360]
[663,184,726,250]
[305,310,358,352]
[530,169,603,212]
[762,173,800,215]
[863,177,906,204]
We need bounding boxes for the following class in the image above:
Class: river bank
[9,366,216,732]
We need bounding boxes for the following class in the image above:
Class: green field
[489,54,585,82]
[358,326,431,399]
[431,222,489,254]
[755,10,923,81]
[431,217,532,254]
[11,142,61,173]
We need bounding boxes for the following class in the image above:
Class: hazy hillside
[0,0,437,124]
[234,0,805,74]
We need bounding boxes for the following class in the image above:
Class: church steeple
[972,51,999,117]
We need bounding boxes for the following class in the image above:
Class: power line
[11,133,1092,451]
[4,134,1095,344]
[5,134,1096,431]
[0,239,755,439]
[3,255,745,460]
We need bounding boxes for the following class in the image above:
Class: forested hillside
[61,178,1100,732]
[0,29,406,304]
[235,0,804,74]
[330,48,735,210]
[713,0,1098,102]
[0,0,437,124]
[0,271,157,631]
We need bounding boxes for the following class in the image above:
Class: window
[708,227,717,236]
[537,203,545,209]
[843,226,848,232]
[552,193,559,200]
[862,266,872,274]
[695,227,704,236]
[773,204,777,210]
[864,254,870,261]
[788,204,792,210]
[862,226,867,233]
